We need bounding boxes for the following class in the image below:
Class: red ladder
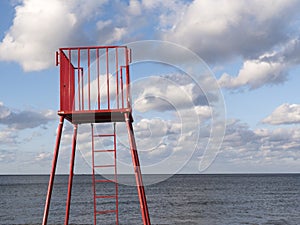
[91,123,119,225]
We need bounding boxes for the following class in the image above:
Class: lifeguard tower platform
[42,46,151,225]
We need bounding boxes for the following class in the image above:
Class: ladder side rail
[91,124,97,225]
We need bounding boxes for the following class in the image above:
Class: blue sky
[0,0,300,174]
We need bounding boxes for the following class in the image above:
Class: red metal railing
[57,46,131,113]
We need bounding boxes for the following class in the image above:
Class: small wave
[263,218,290,225]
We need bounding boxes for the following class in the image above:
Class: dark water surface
[0,174,299,225]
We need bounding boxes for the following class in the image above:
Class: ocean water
[0,174,299,225]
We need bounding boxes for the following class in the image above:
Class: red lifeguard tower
[42,46,151,225]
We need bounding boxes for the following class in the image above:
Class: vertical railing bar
[68,50,72,111]
[120,66,124,109]
[88,48,91,110]
[97,48,100,110]
[128,48,132,63]
[106,48,110,109]
[77,49,81,110]
[78,49,83,110]
[78,68,81,111]
[116,48,119,109]
[81,68,84,110]
[125,47,130,109]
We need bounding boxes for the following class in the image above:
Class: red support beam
[42,116,64,225]
[124,113,151,225]
[113,123,119,224]
[64,124,78,225]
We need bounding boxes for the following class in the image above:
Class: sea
[0,174,299,225]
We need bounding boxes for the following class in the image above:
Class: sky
[0,0,300,175]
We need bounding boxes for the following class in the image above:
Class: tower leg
[124,113,151,225]
[64,124,78,225]
[42,116,64,225]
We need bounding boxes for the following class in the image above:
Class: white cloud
[194,105,211,119]
[108,27,127,44]
[0,0,77,71]
[262,103,300,125]
[1,0,300,81]
[215,120,300,171]
[0,0,107,71]
[34,152,52,162]
[71,0,108,19]
[160,0,300,90]
[218,59,288,89]
[162,0,300,63]
[132,75,208,113]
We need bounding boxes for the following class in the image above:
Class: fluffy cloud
[132,74,210,113]
[95,0,187,44]
[217,37,300,90]
[1,0,300,80]
[161,0,300,90]
[0,0,190,71]
[162,0,300,63]
[217,120,300,170]
[0,0,76,71]
[34,152,52,162]
[0,0,107,71]
[0,102,56,129]
[262,103,300,125]
[218,59,288,90]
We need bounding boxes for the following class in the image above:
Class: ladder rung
[93,134,114,137]
[94,149,115,153]
[94,165,115,168]
[95,195,116,199]
[96,210,116,215]
[95,179,116,183]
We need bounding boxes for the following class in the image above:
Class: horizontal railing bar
[60,46,127,51]
[94,165,115,168]
[94,150,115,153]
